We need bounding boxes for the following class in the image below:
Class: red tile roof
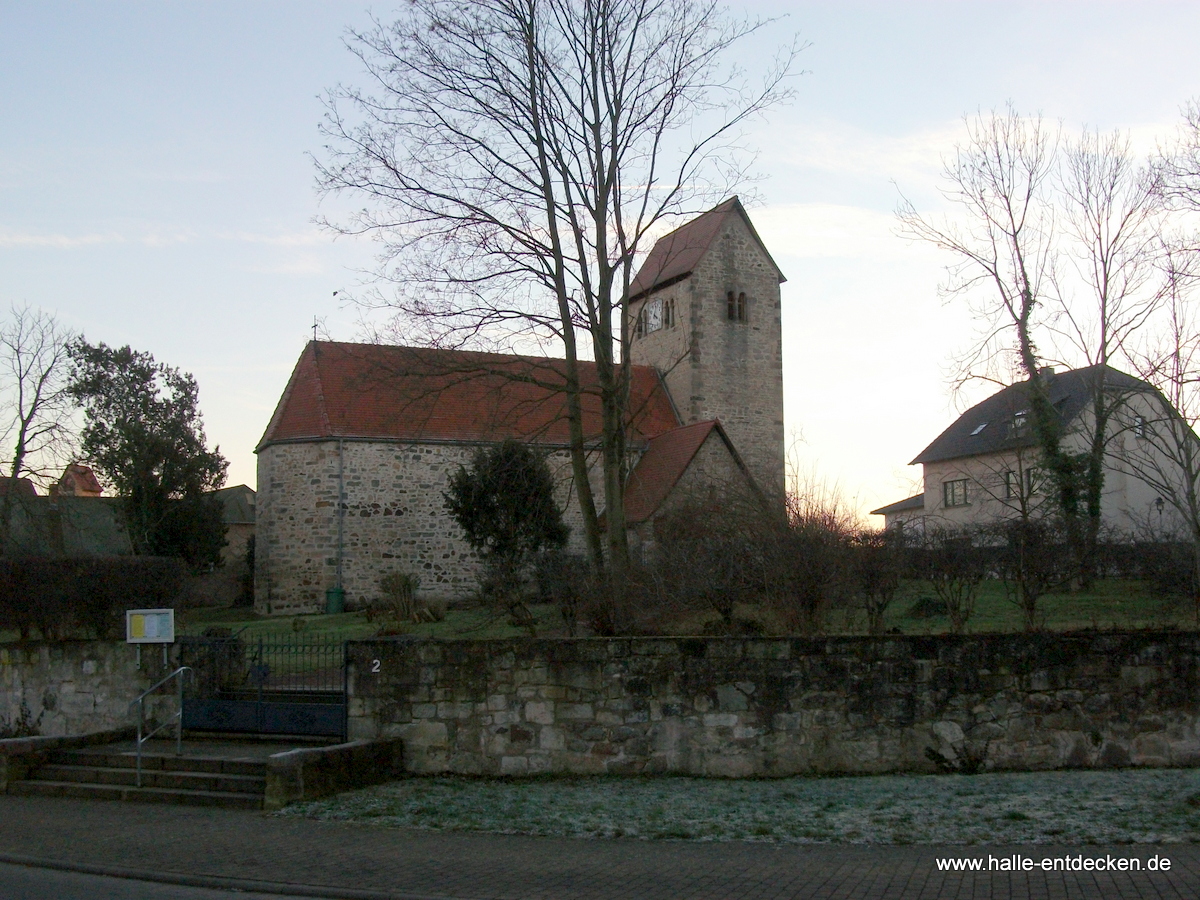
[623,420,723,524]
[58,463,103,496]
[627,196,786,301]
[258,342,681,450]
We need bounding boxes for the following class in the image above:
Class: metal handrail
[128,665,193,788]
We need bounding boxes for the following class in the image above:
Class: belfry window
[727,291,746,322]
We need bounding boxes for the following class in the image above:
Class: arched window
[727,290,747,322]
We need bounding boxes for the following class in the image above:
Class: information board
[125,608,175,644]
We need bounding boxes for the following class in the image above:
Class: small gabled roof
[627,197,786,302]
[870,494,924,517]
[911,365,1154,466]
[622,420,753,524]
[58,463,103,497]
[258,342,680,451]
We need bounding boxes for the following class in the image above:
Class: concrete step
[49,748,266,778]
[31,763,266,795]
[7,779,264,810]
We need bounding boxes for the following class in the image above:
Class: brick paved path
[1,794,1197,899]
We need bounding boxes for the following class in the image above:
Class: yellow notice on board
[130,615,145,638]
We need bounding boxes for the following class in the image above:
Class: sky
[2,1,1199,517]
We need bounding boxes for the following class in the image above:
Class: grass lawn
[277,768,1200,844]
[2,577,1193,643]
[176,601,567,642]
[874,578,1195,635]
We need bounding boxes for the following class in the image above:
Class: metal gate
[179,633,347,739]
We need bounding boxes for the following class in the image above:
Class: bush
[613,486,858,636]
[989,518,1072,630]
[534,550,587,637]
[0,556,186,640]
[364,571,444,629]
[909,527,986,634]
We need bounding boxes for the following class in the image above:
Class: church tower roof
[627,196,786,301]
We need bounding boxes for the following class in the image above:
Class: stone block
[715,683,751,711]
[524,700,554,724]
[539,727,566,751]
[557,703,594,720]
[500,755,529,775]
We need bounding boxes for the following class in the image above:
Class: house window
[943,478,969,508]
[1004,469,1039,499]
[664,297,676,329]
[727,291,747,322]
[1134,415,1146,438]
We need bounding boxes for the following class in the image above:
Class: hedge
[0,556,186,640]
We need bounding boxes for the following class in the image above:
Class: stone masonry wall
[256,440,605,613]
[346,633,1200,776]
[0,641,173,738]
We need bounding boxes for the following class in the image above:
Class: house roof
[213,484,256,525]
[258,341,681,451]
[1,495,132,557]
[869,494,924,517]
[910,365,1155,466]
[58,463,103,496]
[0,477,36,497]
[627,197,786,301]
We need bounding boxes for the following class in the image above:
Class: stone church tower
[627,197,786,496]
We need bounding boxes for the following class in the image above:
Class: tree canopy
[444,440,568,564]
[68,341,228,566]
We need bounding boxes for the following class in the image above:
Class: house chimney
[1038,366,1055,381]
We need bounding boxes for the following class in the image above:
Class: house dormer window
[726,291,746,322]
[1010,410,1029,438]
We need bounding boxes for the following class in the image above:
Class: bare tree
[0,305,76,552]
[898,108,1168,581]
[1109,254,1200,618]
[1158,98,1200,215]
[317,0,800,603]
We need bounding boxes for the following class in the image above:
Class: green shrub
[0,556,186,640]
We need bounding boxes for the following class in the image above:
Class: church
[254,198,786,613]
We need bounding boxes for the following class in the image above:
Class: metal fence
[179,632,347,738]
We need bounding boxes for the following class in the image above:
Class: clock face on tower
[644,298,662,332]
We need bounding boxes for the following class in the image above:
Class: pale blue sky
[2,2,1198,513]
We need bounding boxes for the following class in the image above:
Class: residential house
[872,365,1190,536]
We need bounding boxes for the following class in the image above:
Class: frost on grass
[277,769,1200,844]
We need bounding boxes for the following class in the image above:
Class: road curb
[0,852,480,900]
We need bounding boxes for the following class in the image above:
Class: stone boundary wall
[346,633,1200,777]
[0,641,174,738]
